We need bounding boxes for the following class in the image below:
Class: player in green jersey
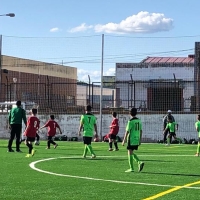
[122,108,144,173]
[78,105,98,158]
[164,116,181,146]
[194,114,200,157]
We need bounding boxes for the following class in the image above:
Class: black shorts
[109,134,117,140]
[26,137,35,142]
[127,145,139,151]
[127,140,139,150]
[168,132,176,137]
[83,136,92,145]
[48,136,53,140]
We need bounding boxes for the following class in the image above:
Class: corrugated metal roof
[143,56,194,64]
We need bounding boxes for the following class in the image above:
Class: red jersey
[109,118,119,135]
[24,116,40,137]
[44,120,60,136]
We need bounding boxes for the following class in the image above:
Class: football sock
[167,137,170,144]
[133,153,140,164]
[87,145,95,155]
[26,143,33,154]
[197,143,200,154]
[109,142,113,149]
[128,155,134,170]
[83,145,88,156]
[114,142,118,149]
[47,141,50,148]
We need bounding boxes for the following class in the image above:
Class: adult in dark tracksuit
[8,101,27,152]
[163,110,175,144]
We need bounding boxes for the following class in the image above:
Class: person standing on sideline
[40,115,62,149]
[23,108,40,157]
[8,100,27,152]
[78,105,98,158]
[163,110,175,144]
[194,114,200,157]
[164,116,181,146]
[122,107,144,173]
[108,112,119,151]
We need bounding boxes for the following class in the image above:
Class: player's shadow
[142,159,174,162]
[60,157,127,161]
[143,171,200,177]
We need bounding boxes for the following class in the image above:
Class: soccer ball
[34,141,40,145]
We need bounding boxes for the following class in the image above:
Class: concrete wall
[116,66,194,81]
[0,113,198,142]
[2,55,77,79]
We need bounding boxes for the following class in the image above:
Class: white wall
[0,113,198,142]
[116,66,194,81]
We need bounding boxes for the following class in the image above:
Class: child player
[164,116,181,146]
[23,108,40,157]
[40,115,62,149]
[194,114,200,157]
[122,107,144,173]
[108,112,119,151]
[78,105,98,158]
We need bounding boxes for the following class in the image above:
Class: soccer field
[1,140,200,200]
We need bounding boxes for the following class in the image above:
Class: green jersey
[166,122,177,133]
[126,117,142,145]
[8,107,27,125]
[80,113,96,137]
[195,121,200,137]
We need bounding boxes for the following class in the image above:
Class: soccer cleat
[54,144,58,149]
[125,169,134,172]
[165,144,170,146]
[91,154,96,159]
[31,149,36,156]
[138,162,144,172]
[7,149,14,152]
[82,155,86,158]
[114,149,119,151]
[25,154,32,157]
[46,147,50,149]
[16,149,22,153]
[108,148,113,151]
[195,153,199,157]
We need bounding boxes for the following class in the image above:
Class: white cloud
[50,27,60,32]
[104,68,115,76]
[95,11,173,34]
[78,68,115,82]
[69,11,173,34]
[69,23,93,33]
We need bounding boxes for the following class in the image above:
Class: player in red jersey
[23,108,40,157]
[40,115,62,149]
[108,112,119,151]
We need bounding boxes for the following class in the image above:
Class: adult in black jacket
[163,110,175,144]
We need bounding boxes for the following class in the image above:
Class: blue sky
[1,0,200,82]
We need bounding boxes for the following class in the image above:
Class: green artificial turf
[0,140,200,200]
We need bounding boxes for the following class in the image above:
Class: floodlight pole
[0,14,15,100]
[99,34,104,141]
[0,35,2,101]
[13,78,17,101]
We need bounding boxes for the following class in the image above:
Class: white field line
[29,156,200,190]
